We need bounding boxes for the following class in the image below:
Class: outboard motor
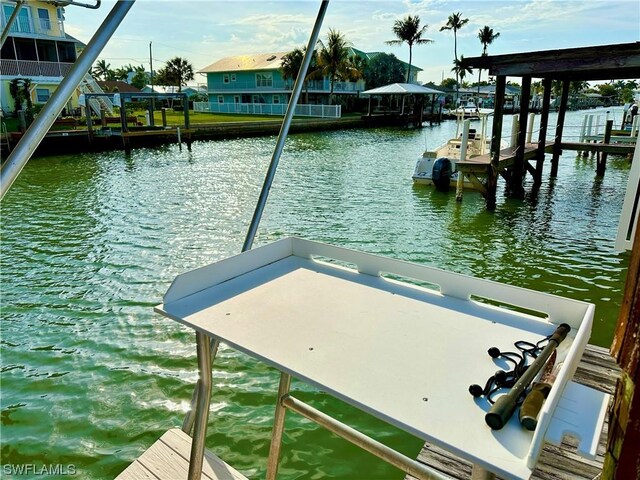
[432,157,452,191]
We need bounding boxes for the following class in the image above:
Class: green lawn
[144,109,283,125]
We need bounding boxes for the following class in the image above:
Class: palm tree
[280,46,319,103]
[440,12,469,95]
[452,56,472,102]
[157,57,194,92]
[280,47,305,88]
[317,29,353,105]
[477,26,500,95]
[92,59,113,80]
[386,15,433,83]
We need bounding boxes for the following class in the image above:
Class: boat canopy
[361,83,443,96]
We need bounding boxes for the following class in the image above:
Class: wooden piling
[85,97,93,144]
[596,120,613,177]
[509,76,531,198]
[487,76,506,211]
[162,108,167,128]
[551,79,570,177]
[534,78,552,186]
[604,223,640,480]
[119,96,128,133]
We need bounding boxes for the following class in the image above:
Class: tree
[363,53,405,89]
[114,66,130,81]
[440,77,458,90]
[477,26,500,94]
[131,69,149,90]
[156,57,194,92]
[317,29,354,105]
[280,46,320,103]
[452,56,472,100]
[440,12,469,95]
[386,15,433,83]
[92,59,114,81]
[280,47,305,88]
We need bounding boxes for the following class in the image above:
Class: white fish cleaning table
[153,237,606,480]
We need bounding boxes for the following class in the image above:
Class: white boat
[445,100,494,119]
[412,113,491,190]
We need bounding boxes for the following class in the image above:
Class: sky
[64,0,640,85]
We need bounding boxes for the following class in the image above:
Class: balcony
[0,59,73,77]
[208,78,363,93]
[1,16,64,38]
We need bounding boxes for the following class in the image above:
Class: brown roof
[198,52,289,73]
[97,81,141,93]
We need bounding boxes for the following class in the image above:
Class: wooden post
[509,76,531,198]
[535,78,552,186]
[119,94,128,133]
[84,96,93,143]
[551,79,570,177]
[597,120,613,176]
[100,109,106,128]
[183,94,190,130]
[487,75,506,211]
[161,108,167,128]
[604,223,640,480]
[367,97,372,116]
[149,95,155,127]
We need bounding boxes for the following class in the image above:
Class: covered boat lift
[361,83,444,125]
[459,42,640,209]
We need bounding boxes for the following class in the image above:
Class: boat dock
[407,344,620,480]
[459,42,640,210]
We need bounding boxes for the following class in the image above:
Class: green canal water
[1,107,631,479]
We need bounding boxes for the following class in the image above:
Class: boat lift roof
[460,41,640,81]
[362,83,443,96]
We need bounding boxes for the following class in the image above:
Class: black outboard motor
[432,157,452,191]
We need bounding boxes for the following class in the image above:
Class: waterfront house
[197,49,422,117]
[0,0,86,115]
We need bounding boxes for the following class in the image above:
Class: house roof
[362,83,442,95]
[97,81,141,93]
[65,33,86,47]
[199,52,290,73]
[199,49,424,74]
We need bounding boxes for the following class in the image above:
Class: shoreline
[4,115,426,158]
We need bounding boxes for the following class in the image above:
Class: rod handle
[519,382,552,431]
[485,394,517,430]
[549,323,571,346]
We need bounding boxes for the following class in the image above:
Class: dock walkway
[406,344,620,480]
[456,142,554,174]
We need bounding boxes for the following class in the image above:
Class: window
[230,74,236,82]
[255,72,273,88]
[223,74,229,84]
[217,95,224,104]
[234,96,240,104]
[36,88,50,103]
[3,5,32,33]
[272,95,280,104]
[38,8,51,32]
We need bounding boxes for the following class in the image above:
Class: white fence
[194,102,341,119]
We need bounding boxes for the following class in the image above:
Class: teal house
[197,49,421,117]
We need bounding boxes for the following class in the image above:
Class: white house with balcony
[0,0,86,114]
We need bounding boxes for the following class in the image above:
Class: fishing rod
[484,323,571,430]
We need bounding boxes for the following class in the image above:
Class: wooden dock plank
[456,143,554,173]
[406,344,620,480]
[116,428,248,480]
[560,142,634,155]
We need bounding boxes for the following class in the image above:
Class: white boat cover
[362,83,443,95]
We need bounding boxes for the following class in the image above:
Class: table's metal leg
[183,337,220,435]
[266,372,292,480]
[471,464,495,480]
[188,332,213,480]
